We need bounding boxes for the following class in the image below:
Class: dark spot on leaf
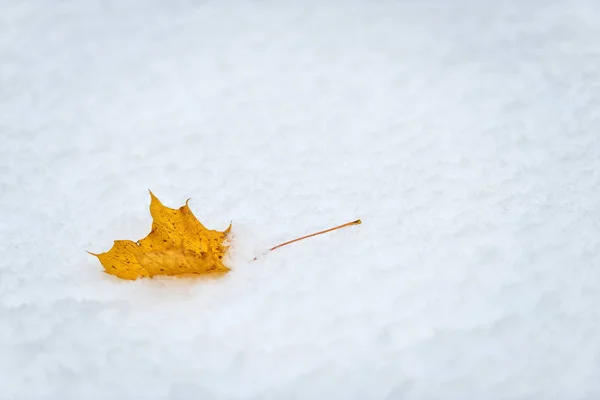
[160,268,164,272]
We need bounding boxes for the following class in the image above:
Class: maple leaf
[89,191,231,280]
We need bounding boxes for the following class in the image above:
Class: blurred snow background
[1,0,600,399]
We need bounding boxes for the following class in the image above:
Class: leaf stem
[254,219,362,260]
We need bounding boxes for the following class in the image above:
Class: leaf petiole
[253,219,362,260]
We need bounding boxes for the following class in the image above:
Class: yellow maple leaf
[89,191,231,280]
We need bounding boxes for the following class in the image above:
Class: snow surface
[2,0,600,399]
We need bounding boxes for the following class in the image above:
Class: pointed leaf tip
[148,190,164,208]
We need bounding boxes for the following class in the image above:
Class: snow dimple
[2,0,600,399]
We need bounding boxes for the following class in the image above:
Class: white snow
[1,0,600,399]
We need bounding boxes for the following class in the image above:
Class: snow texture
[1,0,600,399]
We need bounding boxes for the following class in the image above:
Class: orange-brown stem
[254,219,362,260]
